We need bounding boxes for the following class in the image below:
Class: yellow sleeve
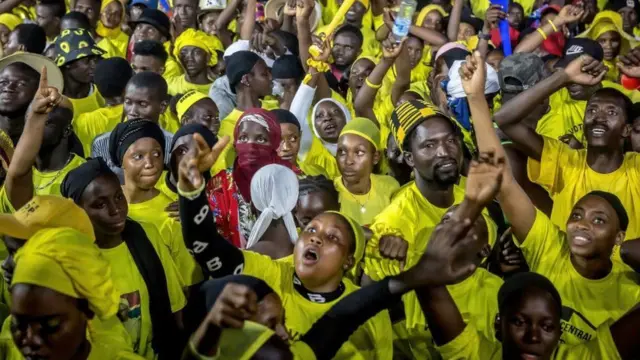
[301,139,340,180]
[159,218,204,286]
[0,316,24,359]
[527,136,576,195]
[164,56,184,80]
[558,324,622,360]
[242,250,288,296]
[0,186,15,214]
[517,209,567,273]
[364,210,407,281]
[436,323,501,360]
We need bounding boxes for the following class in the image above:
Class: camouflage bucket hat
[54,28,105,67]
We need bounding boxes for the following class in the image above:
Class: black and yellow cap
[54,28,105,67]
[390,100,452,148]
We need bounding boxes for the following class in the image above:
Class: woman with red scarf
[206,108,296,248]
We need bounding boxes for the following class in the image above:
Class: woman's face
[254,293,289,341]
[295,192,340,229]
[507,5,524,29]
[422,11,443,33]
[406,37,424,68]
[294,213,354,289]
[277,123,300,163]
[336,134,378,185]
[199,11,220,36]
[314,102,347,143]
[457,22,476,41]
[236,121,271,146]
[100,0,123,29]
[597,31,621,60]
[11,284,89,360]
[122,137,164,190]
[180,46,210,78]
[80,174,128,237]
[184,99,220,135]
[348,58,375,98]
[500,288,561,360]
[565,194,622,260]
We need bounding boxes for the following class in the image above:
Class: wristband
[548,19,558,32]
[537,28,548,40]
[306,58,330,72]
[478,31,492,41]
[365,78,382,89]
[178,179,206,200]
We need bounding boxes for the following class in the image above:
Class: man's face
[36,4,60,38]
[64,56,98,85]
[618,7,638,33]
[131,54,164,74]
[583,92,629,149]
[73,0,99,27]
[331,32,361,67]
[133,23,165,43]
[124,84,166,122]
[173,0,197,29]
[0,64,39,114]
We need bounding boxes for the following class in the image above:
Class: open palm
[465,151,504,206]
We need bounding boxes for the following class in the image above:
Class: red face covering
[233,108,291,202]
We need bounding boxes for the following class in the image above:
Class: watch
[478,31,492,41]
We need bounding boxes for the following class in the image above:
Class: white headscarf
[311,98,352,156]
[446,60,501,99]
[246,164,299,249]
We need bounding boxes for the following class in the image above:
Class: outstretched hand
[459,51,486,98]
[465,150,505,207]
[178,134,230,193]
[31,67,64,115]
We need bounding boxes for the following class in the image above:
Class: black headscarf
[61,160,181,359]
[165,123,218,194]
[109,119,166,167]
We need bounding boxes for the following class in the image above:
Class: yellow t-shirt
[537,88,586,144]
[334,174,400,226]
[33,154,86,196]
[528,136,640,241]
[241,251,393,360]
[299,138,341,180]
[163,42,184,81]
[69,84,106,121]
[166,75,212,96]
[74,104,124,156]
[520,210,640,345]
[437,321,622,360]
[159,107,180,134]
[127,192,203,286]
[101,225,186,359]
[0,186,14,214]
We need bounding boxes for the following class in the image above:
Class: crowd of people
[0,0,639,356]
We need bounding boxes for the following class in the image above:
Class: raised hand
[483,4,506,31]
[178,134,230,192]
[310,34,332,63]
[459,51,486,98]
[617,47,640,78]
[381,36,405,60]
[563,55,608,86]
[31,67,63,115]
[498,228,526,274]
[296,0,314,20]
[465,150,505,206]
[556,4,585,26]
[284,0,297,16]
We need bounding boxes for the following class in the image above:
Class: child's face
[507,5,524,29]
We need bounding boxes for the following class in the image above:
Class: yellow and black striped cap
[390,99,453,148]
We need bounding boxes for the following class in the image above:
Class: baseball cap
[132,8,171,38]
[0,52,64,92]
[225,50,263,93]
[499,53,545,100]
[0,196,95,241]
[460,7,484,33]
[555,38,604,68]
[131,0,159,8]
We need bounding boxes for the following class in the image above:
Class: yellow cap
[339,116,381,150]
[176,89,209,120]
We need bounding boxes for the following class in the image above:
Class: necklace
[34,154,74,191]
[347,186,372,214]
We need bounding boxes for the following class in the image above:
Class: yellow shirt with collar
[518,209,640,345]
[334,174,400,226]
[69,84,106,121]
[127,192,204,286]
[74,104,124,156]
[528,136,640,242]
[33,154,86,196]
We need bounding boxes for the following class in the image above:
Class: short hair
[37,0,66,18]
[334,24,364,47]
[298,175,339,202]
[94,58,133,98]
[126,71,168,100]
[61,11,91,29]
[168,93,183,117]
[14,24,46,54]
[590,87,634,124]
[132,40,168,63]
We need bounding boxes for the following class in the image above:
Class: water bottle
[392,0,417,42]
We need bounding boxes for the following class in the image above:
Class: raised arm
[514,5,583,54]
[492,55,607,161]
[447,0,463,42]
[214,0,241,45]
[177,135,246,277]
[476,5,505,56]
[240,0,256,40]
[296,0,316,71]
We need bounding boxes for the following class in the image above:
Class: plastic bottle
[392,0,417,42]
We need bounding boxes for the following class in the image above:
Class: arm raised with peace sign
[178,133,230,193]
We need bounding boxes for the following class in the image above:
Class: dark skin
[0,24,10,46]
[1,235,21,286]
[630,116,640,152]
[36,4,61,39]
[331,32,362,69]
[235,59,273,111]
[336,133,379,195]
[122,137,164,204]
[62,56,99,99]
[132,23,168,43]
[294,191,340,229]
[35,108,73,174]
[507,3,524,30]
[124,84,167,123]
[131,55,165,75]
[273,78,300,110]
[598,31,621,61]
[618,7,638,34]
[250,217,296,259]
[182,99,220,135]
[313,101,347,143]
[173,0,198,32]
[79,174,128,249]
[73,0,99,28]
[277,123,300,164]
[347,58,375,100]
[179,46,211,84]
[236,121,270,146]
[385,134,412,185]
[11,284,92,360]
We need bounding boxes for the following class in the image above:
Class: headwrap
[61,158,113,204]
[0,196,118,319]
[583,191,629,231]
[327,211,365,268]
[578,11,637,56]
[415,4,448,27]
[272,54,305,80]
[176,90,210,121]
[445,60,500,131]
[166,123,218,194]
[54,28,105,67]
[339,117,380,150]
[390,99,454,148]
[173,28,223,68]
[272,109,300,129]
[96,0,124,39]
[202,275,275,311]
[0,129,14,170]
[233,108,291,202]
[311,98,352,156]
[247,164,299,249]
[108,119,166,167]
[0,13,21,31]
[498,272,561,313]
[226,50,263,93]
